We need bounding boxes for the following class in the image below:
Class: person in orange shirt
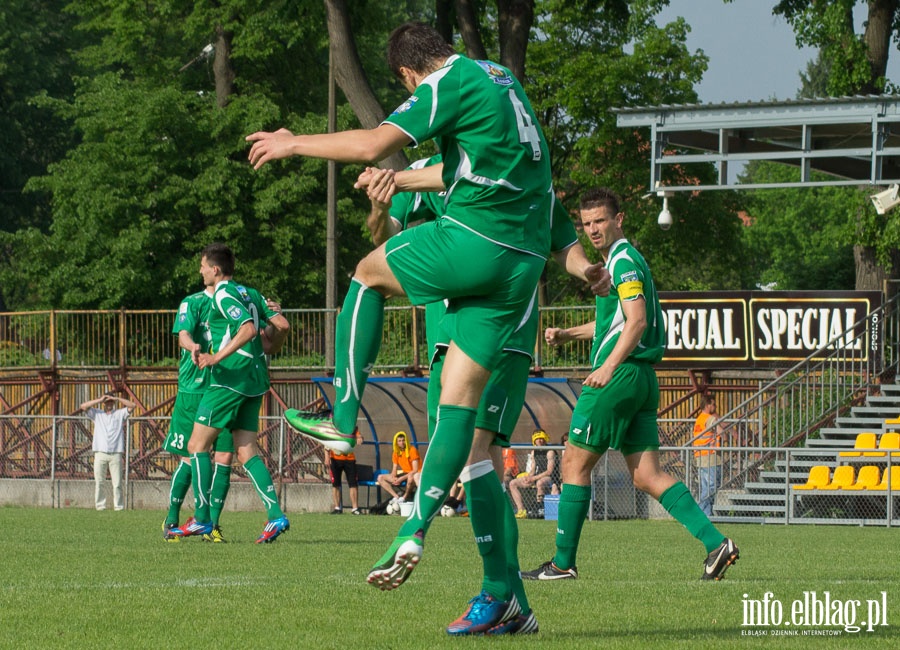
[692,395,725,516]
[501,447,520,488]
[377,431,422,504]
[325,430,365,514]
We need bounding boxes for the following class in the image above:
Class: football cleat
[367,530,424,591]
[446,591,521,636]
[701,537,739,581]
[484,610,539,636]
[521,560,578,580]
[284,409,358,455]
[351,508,362,515]
[169,516,213,539]
[201,525,227,543]
[162,521,181,543]
[514,509,527,519]
[256,516,290,544]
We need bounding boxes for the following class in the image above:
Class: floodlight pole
[325,44,337,371]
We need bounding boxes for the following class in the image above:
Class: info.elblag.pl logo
[741,591,889,636]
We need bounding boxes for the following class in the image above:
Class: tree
[768,0,900,289]
[0,1,82,309]
[1,0,411,310]
[529,0,749,297]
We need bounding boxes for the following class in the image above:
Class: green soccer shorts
[195,387,263,434]
[567,361,660,457]
[428,346,532,445]
[384,218,544,371]
[164,391,235,456]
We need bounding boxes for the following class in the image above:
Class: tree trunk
[323,0,408,170]
[455,0,488,61]
[862,0,898,93]
[435,0,454,44]
[213,26,235,108]
[854,245,883,291]
[496,0,535,82]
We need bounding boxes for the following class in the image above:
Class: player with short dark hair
[523,188,739,582]
[161,283,235,543]
[246,21,604,633]
[169,243,291,543]
[362,156,608,634]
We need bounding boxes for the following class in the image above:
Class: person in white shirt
[79,394,136,510]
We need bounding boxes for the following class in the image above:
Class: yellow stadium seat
[869,467,900,491]
[819,465,855,490]
[843,465,881,490]
[839,432,878,457]
[878,432,900,457]
[793,465,831,490]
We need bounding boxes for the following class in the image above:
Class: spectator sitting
[376,431,422,504]
[509,429,558,519]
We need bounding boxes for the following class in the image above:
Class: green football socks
[462,460,511,602]
[397,405,475,540]
[333,279,385,434]
[553,483,592,571]
[501,482,531,614]
[209,462,232,526]
[166,460,192,526]
[244,455,284,520]
[190,451,213,523]
[659,481,725,553]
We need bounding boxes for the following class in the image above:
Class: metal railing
[0,305,604,372]
[683,288,900,511]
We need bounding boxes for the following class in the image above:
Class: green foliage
[0,0,83,311]
[774,0,880,96]
[2,0,386,310]
[528,1,748,295]
[740,161,864,290]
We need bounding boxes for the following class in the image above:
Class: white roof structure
[614,95,900,192]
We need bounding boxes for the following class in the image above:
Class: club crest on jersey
[619,270,639,284]
[227,305,243,320]
[391,96,418,116]
[476,60,513,86]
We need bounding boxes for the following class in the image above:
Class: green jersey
[172,290,213,394]
[207,280,276,397]
[408,193,578,356]
[384,55,552,257]
[590,239,666,368]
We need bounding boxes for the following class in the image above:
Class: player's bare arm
[246,124,410,169]
[262,313,290,355]
[552,244,610,296]
[545,321,596,346]
[366,169,402,246]
[583,296,647,389]
[355,163,445,194]
[197,320,258,369]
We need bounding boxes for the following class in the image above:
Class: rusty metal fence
[0,306,599,373]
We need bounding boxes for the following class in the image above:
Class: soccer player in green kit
[169,243,291,543]
[161,285,236,543]
[247,21,608,633]
[521,188,739,582]
[360,159,609,635]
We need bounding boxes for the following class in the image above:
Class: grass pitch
[1,508,898,649]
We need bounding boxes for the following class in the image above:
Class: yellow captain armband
[617,280,643,300]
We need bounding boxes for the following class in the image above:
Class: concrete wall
[0,478,333,513]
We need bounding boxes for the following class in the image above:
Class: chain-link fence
[5,413,895,527]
